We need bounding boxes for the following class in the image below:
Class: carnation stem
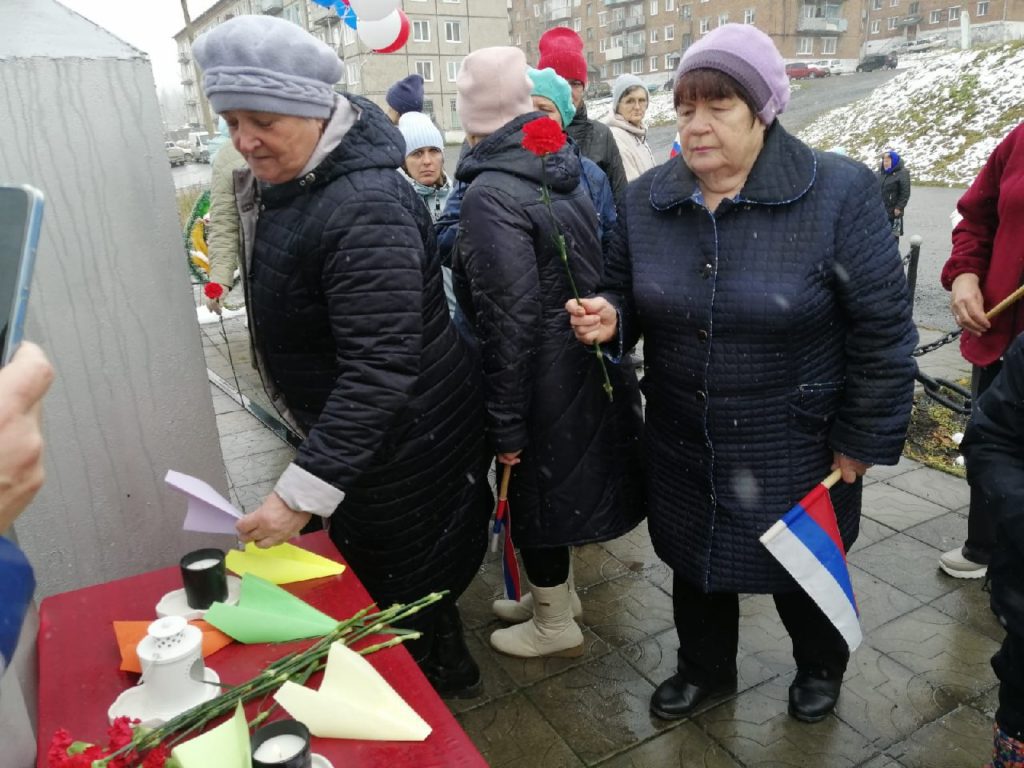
[101,592,445,766]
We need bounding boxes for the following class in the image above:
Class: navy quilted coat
[603,123,918,593]
[453,112,645,549]
[248,97,493,606]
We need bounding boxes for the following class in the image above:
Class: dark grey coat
[566,102,628,205]
[453,112,645,549]
[602,122,918,592]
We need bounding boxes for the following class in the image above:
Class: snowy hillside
[799,41,1024,186]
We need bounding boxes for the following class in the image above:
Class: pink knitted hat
[456,47,534,136]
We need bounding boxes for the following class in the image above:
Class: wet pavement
[198,292,997,767]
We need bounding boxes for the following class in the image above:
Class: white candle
[185,558,221,571]
[252,734,307,762]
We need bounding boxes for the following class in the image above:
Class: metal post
[906,234,922,311]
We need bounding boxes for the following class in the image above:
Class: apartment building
[173,0,508,134]
[508,0,1024,89]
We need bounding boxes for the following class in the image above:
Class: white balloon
[357,10,402,49]
[350,0,401,22]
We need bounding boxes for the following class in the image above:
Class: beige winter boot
[492,558,582,623]
[489,583,584,658]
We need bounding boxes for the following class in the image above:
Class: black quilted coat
[603,123,918,593]
[453,112,645,549]
[567,102,628,204]
[248,97,493,606]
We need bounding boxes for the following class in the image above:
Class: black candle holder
[251,720,312,768]
[179,548,228,610]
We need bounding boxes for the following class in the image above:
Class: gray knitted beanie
[193,15,344,120]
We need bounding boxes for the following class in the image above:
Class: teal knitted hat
[527,67,576,128]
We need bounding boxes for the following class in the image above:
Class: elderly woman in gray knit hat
[604,74,656,182]
[568,23,917,723]
[193,15,494,699]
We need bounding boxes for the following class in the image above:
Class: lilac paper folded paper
[165,470,242,535]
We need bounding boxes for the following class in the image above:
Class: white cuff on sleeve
[274,463,345,518]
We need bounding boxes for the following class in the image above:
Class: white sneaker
[938,546,987,579]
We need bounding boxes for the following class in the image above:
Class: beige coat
[605,113,656,182]
[206,142,248,288]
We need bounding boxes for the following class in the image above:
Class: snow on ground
[799,41,1024,185]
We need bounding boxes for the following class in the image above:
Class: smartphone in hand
[0,185,44,366]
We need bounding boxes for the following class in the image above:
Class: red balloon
[375,10,410,53]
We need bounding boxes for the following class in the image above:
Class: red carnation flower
[142,746,172,768]
[204,282,224,300]
[521,117,567,157]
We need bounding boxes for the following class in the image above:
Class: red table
[36,532,486,767]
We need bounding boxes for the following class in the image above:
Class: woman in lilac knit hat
[567,22,917,723]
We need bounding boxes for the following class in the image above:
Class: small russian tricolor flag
[669,133,682,158]
[760,469,861,651]
[490,464,522,601]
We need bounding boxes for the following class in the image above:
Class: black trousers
[521,546,571,588]
[671,573,850,687]
[964,361,1004,563]
[994,629,1024,739]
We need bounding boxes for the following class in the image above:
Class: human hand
[0,342,55,534]
[236,492,312,548]
[950,273,990,336]
[565,297,618,346]
[497,450,522,466]
[832,452,872,484]
[204,284,230,315]
[893,208,902,216]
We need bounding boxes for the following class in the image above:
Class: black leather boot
[650,673,737,720]
[788,668,842,722]
[421,602,482,700]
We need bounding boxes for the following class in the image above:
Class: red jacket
[941,122,1024,366]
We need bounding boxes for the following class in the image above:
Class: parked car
[785,62,829,79]
[856,53,898,72]
[894,36,945,54]
[165,142,186,167]
[810,59,853,76]
[585,81,612,100]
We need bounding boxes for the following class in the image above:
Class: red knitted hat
[538,28,587,85]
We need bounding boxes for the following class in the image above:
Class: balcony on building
[261,0,284,15]
[895,15,922,27]
[795,16,848,33]
[609,14,645,32]
[547,6,572,22]
[604,41,646,60]
[604,0,635,7]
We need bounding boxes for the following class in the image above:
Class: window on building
[796,36,813,54]
[870,19,880,33]
[650,55,658,70]
[343,25,356,45]
[871,0,881,9]
[415,60,434,81]
[650,0,658,15]
[977,0,989,16]
[665,53,676,69]
[446,60,461,81]
[888,17,898,29]
[929,9,941,22]
[282,3,302,25]
[443,0,460,4]
[420,99,433,119]
[445,20,462,42]
[665,24,674,40]
[822,36,837,54]
[612,61,625,75]
[587,2,592,15]
[699,16,710,33]
[665,0,675,9]
[600,64,608,77]
[631,58,643,73]
[346,61,360,85]
[949,6,960,20]
[682,4,692,19]
[599,37,608,51]
[573,16,582,31]
[717,12,728,26]
[587,27,594,39]
[650,27,659,42]
[700,0,709,4]
[412,20,430,42]
[534,4,540,16]
[909,1,919,11]
[598,10,608,25]
[890,0,899,6]
[447,99,458,129]
[744,7,755,23]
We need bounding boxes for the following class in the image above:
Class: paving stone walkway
[201,313,998,767]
